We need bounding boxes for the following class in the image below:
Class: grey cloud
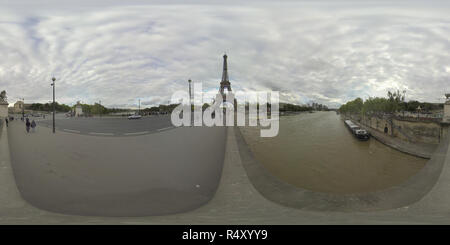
[0,1,449,109]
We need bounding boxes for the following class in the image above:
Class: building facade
[13,101,31,114]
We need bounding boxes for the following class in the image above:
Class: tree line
[339,90,443,115]
[13,95,331,115]
[280,102,329,112]
[77,103,129,115]
[29,102,72,112]
[28,102,129,115]
[139,102,330,114]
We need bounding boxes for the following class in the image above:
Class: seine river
[239,111,427,194]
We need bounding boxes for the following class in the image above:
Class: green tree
[385,90,405,113]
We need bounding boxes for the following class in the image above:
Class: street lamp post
[188,79,193,126]
[51,77,56,133]
[188,79,192,106]
[20,97,24,119]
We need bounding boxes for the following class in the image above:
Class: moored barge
[344,120,370,140]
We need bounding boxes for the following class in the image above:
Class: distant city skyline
[0,0,449,109]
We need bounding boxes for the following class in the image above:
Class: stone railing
[363,112,442,123]
[394,115,443,123]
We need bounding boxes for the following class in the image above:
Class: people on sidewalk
[25,118,30,133]
[31,120,36,132]
[4,117,8,127]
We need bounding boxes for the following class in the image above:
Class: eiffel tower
[219,54,232,99]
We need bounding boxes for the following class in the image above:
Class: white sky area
[0,0,449,108]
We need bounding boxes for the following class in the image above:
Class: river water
[239,111,427,194]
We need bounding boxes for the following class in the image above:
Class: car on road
[128,114,142,120]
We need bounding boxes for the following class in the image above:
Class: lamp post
[51,77,56,133]
[188,79,192,126]
[188,79,192,106]
[20,97,24,119]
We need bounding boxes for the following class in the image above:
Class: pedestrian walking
[25,118,31,133]
[31,120,36,132]
[4,117,8,127]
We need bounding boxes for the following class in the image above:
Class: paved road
[37,115,174,136]
[6,120,227,216]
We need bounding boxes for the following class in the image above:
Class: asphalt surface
[37,115,174,136]
[7,120,227,216]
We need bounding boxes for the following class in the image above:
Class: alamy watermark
[170,82,279,137]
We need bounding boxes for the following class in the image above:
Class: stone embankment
[353,120,437,159]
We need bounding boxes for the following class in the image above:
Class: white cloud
[0,1,449,109]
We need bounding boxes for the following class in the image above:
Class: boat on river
[344,120,370,140]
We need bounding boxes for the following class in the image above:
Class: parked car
[128,114,142,120]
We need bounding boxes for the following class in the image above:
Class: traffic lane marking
[123,131,150,136]
[63,129,81,133]
[89,132,115,136]
[157,126,174,131]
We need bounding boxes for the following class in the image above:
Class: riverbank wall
[341,113,449,158]
[345,114,447,144]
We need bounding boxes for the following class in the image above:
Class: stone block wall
[0,103,8,119]
[392,119,441,144]
[360,115,393,136]
[359,114,444,144]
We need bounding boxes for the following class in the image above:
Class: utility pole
[51,77,56,133]
[138,99,141,115]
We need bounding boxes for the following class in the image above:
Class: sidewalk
[1,122,450,224]
[356,122,437,159]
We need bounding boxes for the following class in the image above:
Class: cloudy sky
[0,0,449,108]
